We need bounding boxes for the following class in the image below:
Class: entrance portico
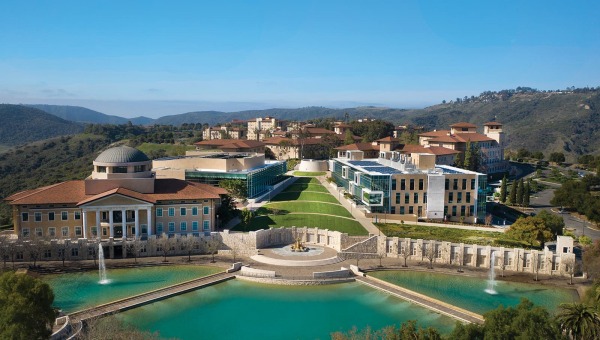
[80,194,153,240]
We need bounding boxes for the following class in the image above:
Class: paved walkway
[316,175,383,236]
[356,275,484,324]
[68,272,234,323]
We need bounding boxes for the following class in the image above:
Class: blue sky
[0,0,598,117]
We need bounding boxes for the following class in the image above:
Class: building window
[452,206,457,216]
[75,226,82,237]
[462,179,467,190]
[419,179,424,190]
[34,212,42,222]
[410,179,415,190]
[417,206,422,217]
[469,205,475,216]
[180,207,187,216]
[71,248,79,257]
[134,165,145,172]
[395,193,401,204]
[424,193,427,204]
[35,228,43,237]
[390,206,396,214]
[44,250,52,258]
[457,192,462,203]
[466,192,471,203]
[445,179,449,190]
[448,192,454,203]
[192,207,198,216]
[391,179,397,190]
[400,179,406,190]
[460,206,466,216]
[22,228,30,238]
[168,208,175,217]
[408,206,414,214]
[156,208,163,217]
[453,179,458,190]
[471,179,476,190]
[404,193,409,204]
[192,221,199,231]
[61,211,68,221]
[168,222,175,232]
[203,206,209,215]
[97,166,106,173]
[48,212,55,221]
[414,193,419,204]
[49,227,56,237]
[203,220,210,231]
[61,226,69,237]
[91,226,98,236]
[21,212,29,222]
[157,223,163,235]
[113,166,128,173]
[400,206,405,214]
[180,221,187,231]
[74,211,81,220]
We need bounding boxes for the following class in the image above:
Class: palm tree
[557,303,600,340]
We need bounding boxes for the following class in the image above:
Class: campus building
[202,126,247,140]
[5,146,227,240]
[153,152,287,198]
[332,150,487,223]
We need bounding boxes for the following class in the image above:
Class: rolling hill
[28,104,153,125]
[0,104,83,148]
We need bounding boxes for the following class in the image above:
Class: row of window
[447,192,472,204]
[22,211,80,222]
[395,192,428,205]
[391,178,425,191]
[444,205,476,217]
[156,206,210,217]
[445,178,476,191]
[22,226,87,238]
[155,221,210,234]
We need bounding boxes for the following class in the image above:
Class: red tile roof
[305,127,336,135]
[450,122,477,128]
[375,136,400,143]
[194,139,265,149]
[335,143,380,151]
[399,145,460,156]
[483,121,503,126]
[5,179,225,206]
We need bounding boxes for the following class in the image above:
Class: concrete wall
[298,159,328,172]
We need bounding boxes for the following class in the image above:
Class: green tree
[523,180,531,207]
[549,152,566,163]
[219,179,247,199]
[506,216,554,248]
[215,194,238,227]
[500,175,507,203]
[516,179,524,206]
[343,129,354,145]
[583,240,600,280]
[0,271,57,340]
[537,209,564,236]
[241,208,255,231]
[509,180,517,205]
[556,303,600,340]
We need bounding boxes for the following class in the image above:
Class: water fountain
[98,244,110,284]
[485,252,497,295]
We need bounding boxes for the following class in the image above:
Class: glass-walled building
[332,150,486,223]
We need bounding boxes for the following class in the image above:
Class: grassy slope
[137,143,195,157]
[243,215,367,236]
[270,191,339,203]
[258,201,353,218]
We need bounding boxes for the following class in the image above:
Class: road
[530,188,600,240]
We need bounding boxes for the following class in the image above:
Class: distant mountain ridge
[0,104,83,147]
[29,104,153,125]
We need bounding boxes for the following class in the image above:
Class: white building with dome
[5,146,227,244]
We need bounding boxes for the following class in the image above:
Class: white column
[82,210,88,239]
[147,209,153,236]
[122,209,127,238]
[109,210,114,238]
[96,210,101,239]
[134,209,140,237]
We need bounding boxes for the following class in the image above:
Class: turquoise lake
[370,270,578,315]
[117,279,457,340]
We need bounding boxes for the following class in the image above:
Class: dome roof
[95,146,150,164]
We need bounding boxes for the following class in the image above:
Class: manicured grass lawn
[259,201,353,218]
[376,223,529,247]
[270,191,339,203]
[294,171,327,177]
[237,214,367,235]
[283,183,329,193]
[294,177,322,185]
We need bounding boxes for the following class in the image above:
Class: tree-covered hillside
[0,104,83,147]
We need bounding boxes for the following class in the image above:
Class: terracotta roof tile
[335,143,380,151]
[450,122,477,128]
[483,121,503,126]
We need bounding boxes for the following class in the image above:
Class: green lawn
[236,214,367,235]
[376,223,529,248]
[294,177,322,185]
[283,183,329,193]
[258,201,353,218]
[293,171,327,177]
[270,191,339,203]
